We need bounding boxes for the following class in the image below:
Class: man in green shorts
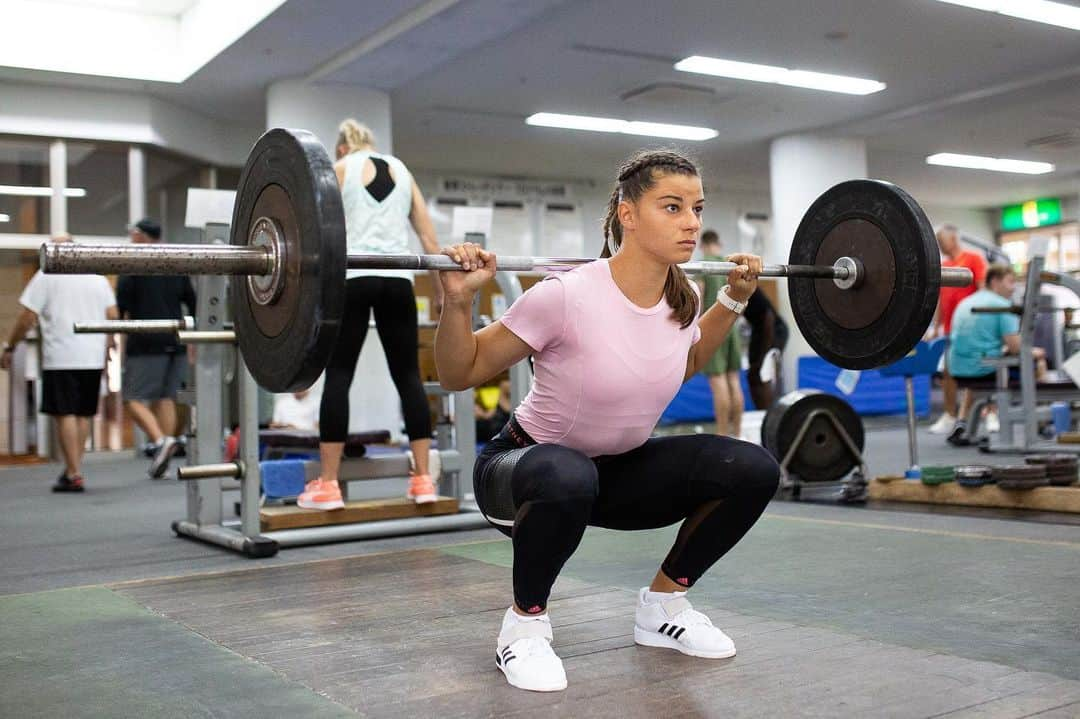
[699,230,744,437]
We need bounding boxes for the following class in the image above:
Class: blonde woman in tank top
[298,119,444,510]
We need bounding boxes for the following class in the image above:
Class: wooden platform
[869,478,1080,513]
[259,496,459,531]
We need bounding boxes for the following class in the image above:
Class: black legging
[320,276,432,443]
[474,415,780,612]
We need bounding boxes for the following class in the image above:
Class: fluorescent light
[525,113,718,141]
[926,153,1055,174]
[0,214,9,222]
[0,185,88,197]
[675,55,885,95]
[935,1,1080,32]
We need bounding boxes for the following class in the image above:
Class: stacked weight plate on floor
[921,465,956,486]
[788,180,940,370]
[1025,454,1079,487]
[992,464,1049,490]
[761,390,864,482]
[955,465,993,487]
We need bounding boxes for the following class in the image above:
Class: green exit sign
[1001,198,1061,231]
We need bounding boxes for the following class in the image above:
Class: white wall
[0,81,259,166]
[266,80,392,157]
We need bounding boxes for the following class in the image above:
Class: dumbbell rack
[172,224,489,557]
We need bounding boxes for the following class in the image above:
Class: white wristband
[715,286,746,315]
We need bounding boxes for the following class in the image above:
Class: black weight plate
[788,180,939,369]
[230,129,345,392]
[761,389,865,482]
[991,465,1047,481]
[1024,454,1078,467]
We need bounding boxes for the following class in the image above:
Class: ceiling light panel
[526,113,717,141]
[926,152,1055,174]
[674,55,885,95]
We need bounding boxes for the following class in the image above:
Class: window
[0,137,49,235]
[67,142,128,237]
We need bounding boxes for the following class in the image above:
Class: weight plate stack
[921,465,956,486]
[1025,454,1078,487]
[955,464,993,488]
[992,464,1049,490]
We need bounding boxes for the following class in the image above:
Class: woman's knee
[512,445,598,506]
[696,435,780,497]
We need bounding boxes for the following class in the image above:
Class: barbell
[41,128,972,392]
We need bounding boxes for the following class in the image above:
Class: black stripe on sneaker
[666,625,679,637]
[501,647,512,658]
[673,627,686,640]
[659,623,669,634]
[495,653,502,666]
[504,655,516,664]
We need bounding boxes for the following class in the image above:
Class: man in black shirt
[117,218,197,477]
[744,288,788,409]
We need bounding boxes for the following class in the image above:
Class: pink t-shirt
[500,259,701,457]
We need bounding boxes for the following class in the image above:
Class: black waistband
[503,413,537,448]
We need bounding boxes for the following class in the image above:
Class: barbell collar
[41,242,271,276]
[73,316,195,334]
[176,461,244,481]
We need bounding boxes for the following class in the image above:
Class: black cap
[132,218,161,240]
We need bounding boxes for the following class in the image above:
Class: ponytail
[336,118,375,154]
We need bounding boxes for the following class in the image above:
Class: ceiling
[6,0,1080,207]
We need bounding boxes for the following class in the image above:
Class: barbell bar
[73,317,195,334]
[38,128,975,391]
[42,244,972,288]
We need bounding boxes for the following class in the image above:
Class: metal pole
[41,243,976,287]
[238,359,262,538]
[177,462,244,480]
[41,242,271,276]
[905,376,919,472]
[176,330,237,344]
[74,317,195,334]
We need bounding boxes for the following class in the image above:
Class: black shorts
[41,369,102,417]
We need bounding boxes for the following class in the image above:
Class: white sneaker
[495,608,567,692]
[928,413,957,435]
[634,588,736,659]
[984,411,1000,434]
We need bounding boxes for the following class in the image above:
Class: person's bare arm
[1002,333,1021,355]
[435,243,532,390]
[1,307,38,370]
[334,160,346,189]
[409,182,444,313]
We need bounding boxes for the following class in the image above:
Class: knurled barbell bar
[41,128,972,392]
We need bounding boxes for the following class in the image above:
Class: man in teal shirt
[947,264,1045,445]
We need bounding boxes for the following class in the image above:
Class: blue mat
[798,356,930,416]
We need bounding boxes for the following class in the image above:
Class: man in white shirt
[1,234,118,492]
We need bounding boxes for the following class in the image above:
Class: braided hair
[601,150,701,328]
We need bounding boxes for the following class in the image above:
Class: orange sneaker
[297,477,344,510]
[407,474,437,504]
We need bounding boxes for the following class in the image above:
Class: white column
[49,140,66,235]
[769,135,867,388]
[265,81,401,439]
[128,146,146,224]
[266,80,393,155]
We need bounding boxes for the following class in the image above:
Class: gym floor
[2,419,1078,718]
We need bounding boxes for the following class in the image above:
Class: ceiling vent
[1026,130,1080,150]
[620,82,734,108]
